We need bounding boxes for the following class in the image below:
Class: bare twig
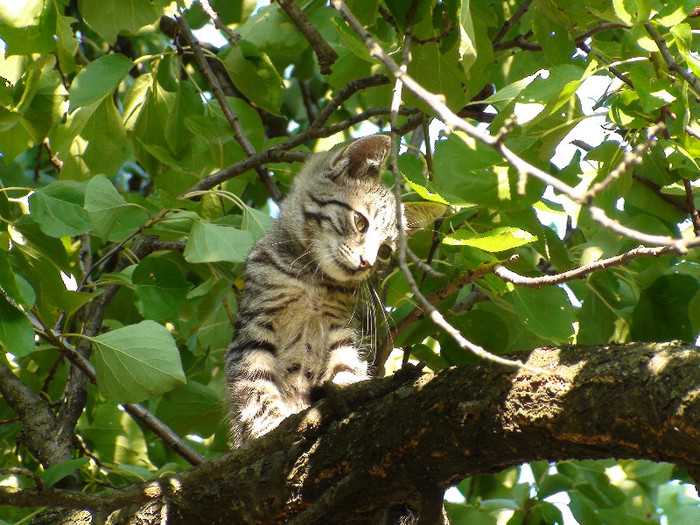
[494,246,672,288]
[492,0,533,44]
[645,22,700,97]
[311,74,390,128]
[582,123,664,203]
[175,15,283,202]
[199,0,241,47]
[275,0,338,74]
[683,177,700,236]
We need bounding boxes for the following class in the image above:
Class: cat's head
[281,135,445,284]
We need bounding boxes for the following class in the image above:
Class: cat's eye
[377,244,392,260]
[353,212,368,233]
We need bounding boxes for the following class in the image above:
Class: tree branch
[0,360,73,469]
[311,74,389,128]
[645,22,700,98]
[174,15,283,202]
[492,0,533,44]
[493,246,672,287]
[377,257,518,372]
[6,342,700,524]
[274,0,338,74]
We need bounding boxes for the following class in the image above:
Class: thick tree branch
[7,342,700,524]
[0,360,73,469]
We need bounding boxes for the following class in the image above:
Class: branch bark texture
[14,341,700,524]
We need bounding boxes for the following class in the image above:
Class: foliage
[0,0,699,523]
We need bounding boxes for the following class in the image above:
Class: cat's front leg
[227,349,291,444]
[323,343,369,386]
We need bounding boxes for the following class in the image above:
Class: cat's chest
[275,287,354,335]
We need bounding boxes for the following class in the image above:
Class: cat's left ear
[330,134,391,180]
[401,201,448,234]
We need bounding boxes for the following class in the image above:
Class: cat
[224,134,442,446]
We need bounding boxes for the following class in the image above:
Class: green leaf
[630,274,700,343]
[29,181,91,237]
[69,54,133,109]
[511,286,576,342]
[76,403,150,466]
[184,220,255,263]
[155,381,222,437]
[440,310,510,365]
[443,227,537,252]
[689,289,700,336]
[92,321,186,403]
[235,4,307,55]
[406,41,468,112]
[0,0,44,27]
[220,40,284,114]
[165,80,204,153]
[242,205,274,241]
[85,174,128,238]
[0,250,32,307]
[133,256,192,321]
[80,0,160,44]
[331,18,374,63]
[39,458,89,486]
[72,97,129,179]
[432,132,543,209]
[398,154,450,204]
[0,294,34,357]
[0,1,55,55]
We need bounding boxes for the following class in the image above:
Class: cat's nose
[357,256,371,271]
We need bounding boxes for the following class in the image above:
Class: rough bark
[16,341,700,524]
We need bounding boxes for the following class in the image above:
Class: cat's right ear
[329,135,391,181]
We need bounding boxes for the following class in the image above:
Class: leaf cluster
[0,0,699,523]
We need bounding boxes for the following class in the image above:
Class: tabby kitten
[224,135,436,445]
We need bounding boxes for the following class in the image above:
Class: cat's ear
[330,134,391,180]
[401,201,448,234]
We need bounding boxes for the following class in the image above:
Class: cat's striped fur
[224,135,432,445]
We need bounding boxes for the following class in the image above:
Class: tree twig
[492,0,533,44]
[311,74,390,128]
[645,22,700,97]
[683,177,700,236]
[175,15,283,202]
[582,123,664,203]
[275,0,338,74]
[199,0,240,47]
[494,246,672,287]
